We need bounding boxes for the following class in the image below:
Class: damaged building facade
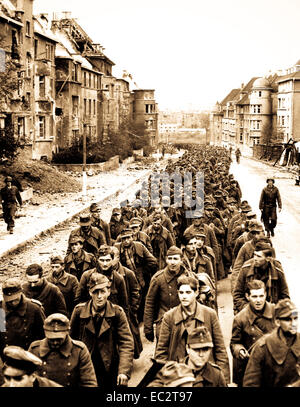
[0,1,158,160]
[210,60,300,155]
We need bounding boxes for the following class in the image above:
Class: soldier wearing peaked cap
[233,241,289,314]
[125,217,153,253]
[70,272,134,387]
[67,213,106,256]
[243,299,300,387]
[47,255,80,317]
[0,277,45,357]
[109,208,128,242]
[144,245,193,343]
[114,229,158,322]
[180,326,227,387]
[148,360,195,387]
[76,244,129,316]
[145,214,175,270]
[28,313,97,387]
[64,235,97,281]
[1,346,61,387]
[89,202,111,245]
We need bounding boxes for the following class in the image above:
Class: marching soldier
[29,313,97,387]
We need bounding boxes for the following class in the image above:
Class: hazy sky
[34,0,300,111]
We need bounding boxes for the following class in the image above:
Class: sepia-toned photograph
[0,0,300,397]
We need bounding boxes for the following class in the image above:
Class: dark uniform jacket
[114,241,158,289]
[116,231,153,254]
[0,185,22,207]
[47,271,80,317]
[146,225,175,270]
[231,240,256,294]
[64,250,96,281]
[77,267,129,316]
[259,186,282,209]
[67,226,106,256]
[91,218,111,245]
[154,302,230,383]
[22,278,67,317]
[115,263,140,315]
[182,249,215,285]
[184,224,219,261]
[233,258,290,313]
[230,301,276,386]
[109,218,128,242]
[0,295,45,356]
[70,300,134,379]
[1,376,62,387]
[243,328,300,387]
[143,265,192,337]
[29,335,98,387]
[231,301,276,357]
[143,213,175,237]
[181,356,227,387]
[193,362,227,387]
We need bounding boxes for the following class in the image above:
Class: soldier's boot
[295,179,300,186]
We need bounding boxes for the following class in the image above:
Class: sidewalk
[0,164,152,259]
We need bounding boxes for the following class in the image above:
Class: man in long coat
[259,178,282,237]
[70,272,134,387]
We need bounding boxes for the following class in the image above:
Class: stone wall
[53,155,120,172]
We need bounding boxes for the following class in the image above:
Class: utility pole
[82,130,87,197]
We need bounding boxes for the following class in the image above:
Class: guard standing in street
[259,178,282,237]
[0,176,22,234]
[235,148,241,164]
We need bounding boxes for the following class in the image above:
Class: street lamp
[82,126,87,198]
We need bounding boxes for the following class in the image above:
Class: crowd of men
[0,144,299,388]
